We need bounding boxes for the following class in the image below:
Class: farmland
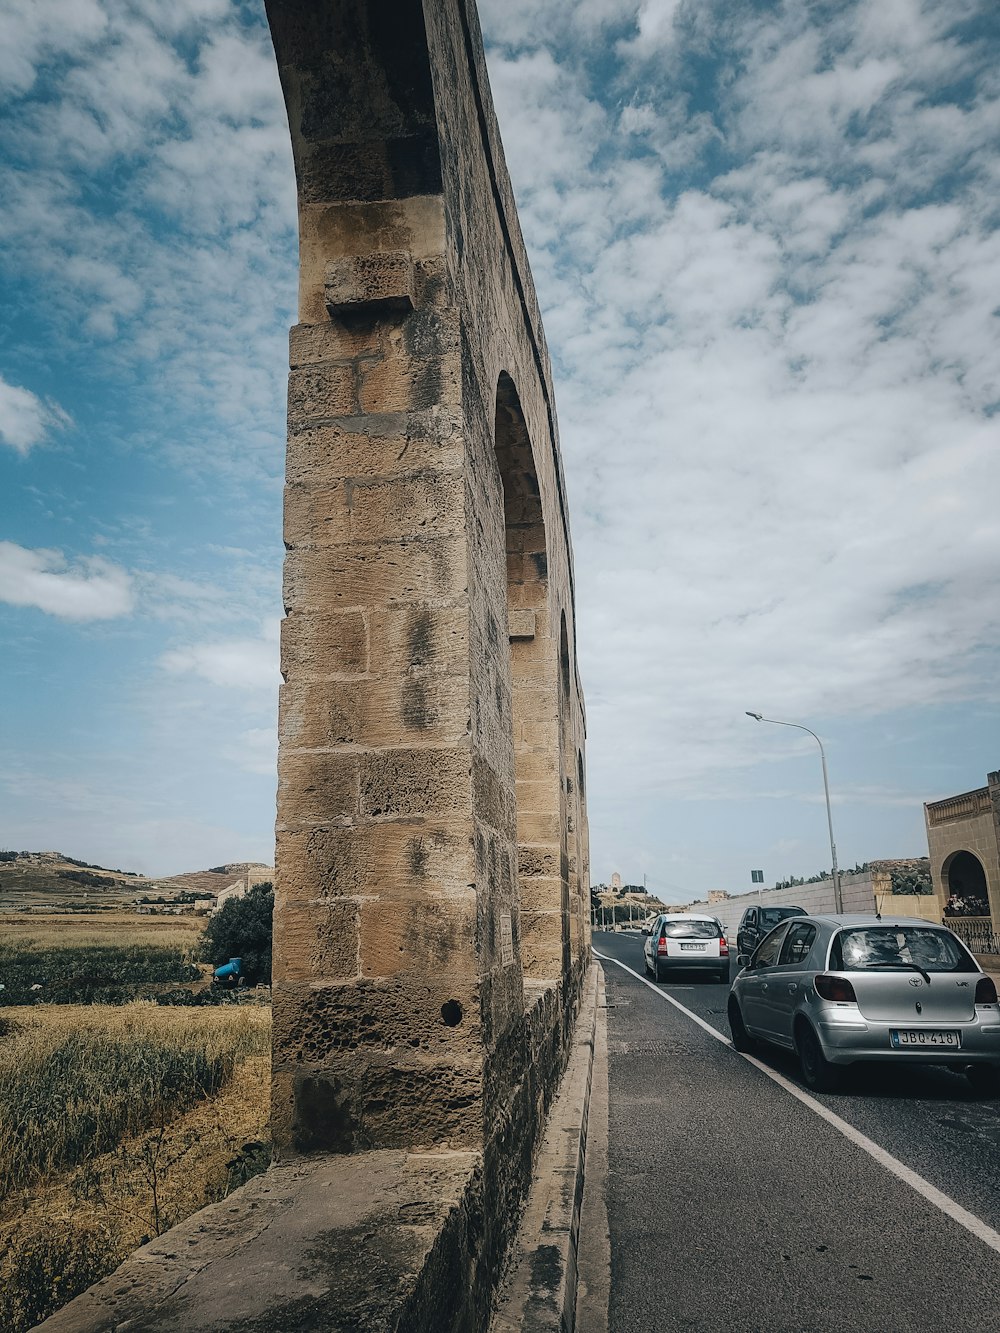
[0,914,206,1005]
[0,905,272,1330]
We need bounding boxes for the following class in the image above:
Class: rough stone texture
[244,2,594,1328]
[267,0,588,1170]
[37,1151,484,1333]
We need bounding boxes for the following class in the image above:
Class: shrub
[200,883,273,985]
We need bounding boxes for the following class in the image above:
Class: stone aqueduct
[45,1,591,1328]
[269,0,590,1150]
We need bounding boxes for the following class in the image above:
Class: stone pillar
[272,240,492,1152]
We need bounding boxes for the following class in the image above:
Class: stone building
[925,771,1000,923]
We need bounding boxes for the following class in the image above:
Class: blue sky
[1,0,998,893]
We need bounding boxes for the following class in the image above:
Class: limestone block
[517,844,560,879]
[517,875,564,913]
[472,753,517,840]
[359,342,460,415]
[351,469,465,543]
[518,915,565,980]
[510,749,560,785]
[282,537,468,611]
[277,818,475,901]
[367,604,469,676]
[513,778,560,815]
[360,746,471,820]
[325,251,416,314]
[280,674,470,749]
[288,363,357,421]
[275,897,360,983]
[277,752,359,827]
[507,608,535,640]
[280,609,368,679]
[292,1055,483,1152]
[516,808,563,847]
[283,482,352,549]
[511,653,559,688]
[286,414,463,486]
[290,319,384,366]
[272,978,482,1072]
[360,899,478,981]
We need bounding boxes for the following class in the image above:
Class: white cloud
[160,621,279,692]
[229,726,278,776]
[0,375,69,454]
[481,0,1000,836]
[0,541,134,619]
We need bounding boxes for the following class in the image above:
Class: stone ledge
[491,961,598,1333]
[38,1149,481,1333]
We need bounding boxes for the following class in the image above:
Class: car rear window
[760,907,803,928]
[829,927,976,974]
[662,920,720,939]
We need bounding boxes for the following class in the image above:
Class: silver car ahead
[643,912,730,983]
[727,914,1000,1094]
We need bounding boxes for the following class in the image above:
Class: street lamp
[745,712,843,914]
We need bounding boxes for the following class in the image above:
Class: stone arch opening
[494,373,563,980]
[943,849,990,913]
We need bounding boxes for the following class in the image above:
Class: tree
[200,883,273,985]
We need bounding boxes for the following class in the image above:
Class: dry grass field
[2,912,204,950]
[0,1001,271,1331]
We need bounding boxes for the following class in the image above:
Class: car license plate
[890,1029,960,1049]
[680,943,706,951]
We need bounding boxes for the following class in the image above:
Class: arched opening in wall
[943,850,990,915]
[494,373,562,980]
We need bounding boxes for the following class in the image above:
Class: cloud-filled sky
[1,0,997,892]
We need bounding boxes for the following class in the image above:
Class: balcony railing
[946,916,1000,955]
[927,788,991,825]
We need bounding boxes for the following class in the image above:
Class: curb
[491,960,600,1333]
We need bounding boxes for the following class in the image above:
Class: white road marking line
[594,949,1000,1258]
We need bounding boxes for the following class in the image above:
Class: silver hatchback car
[728,914,1000,1094]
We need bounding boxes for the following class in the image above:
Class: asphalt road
[591,930,1000,1333]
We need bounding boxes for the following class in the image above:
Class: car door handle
[761,982,768,991]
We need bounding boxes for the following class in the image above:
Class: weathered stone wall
[926,777,1000,925]
[265,0,589,1290]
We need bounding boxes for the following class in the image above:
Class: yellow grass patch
[1,912,204,950]
[0,1002,271,1332]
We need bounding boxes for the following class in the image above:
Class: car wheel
[653,959,663,984]
[796,1021,843,1093]
[967,1064,1000,1096]
[728,998,753,1052]
[716,967,729,985]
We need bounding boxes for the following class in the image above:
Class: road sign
[751,870,764,883]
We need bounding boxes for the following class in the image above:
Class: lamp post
[745,712,843,914]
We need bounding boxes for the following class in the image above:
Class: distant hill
[0,851,273,913]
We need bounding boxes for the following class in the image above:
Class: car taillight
[657,937,668,955]
[814,974,857,1003]
[976,976,998,1005]
[719,935,729,955]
